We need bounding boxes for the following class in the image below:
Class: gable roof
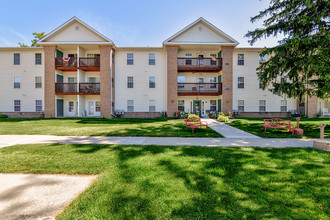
[163,17,239,46]
[38,16,114,45]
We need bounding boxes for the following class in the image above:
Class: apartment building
[0,17,327,118]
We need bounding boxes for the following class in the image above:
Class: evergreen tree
[246,0,330,101]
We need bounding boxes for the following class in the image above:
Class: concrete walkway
[0,173,96,220]
[201,118,261,138]
[0,135,327,148]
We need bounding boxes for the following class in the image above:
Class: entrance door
[193,100,202,117]
[88,101,101,117]
[56,50,63,58]
[67,101,75,117]
[198,54,204,65]
[88,101,94,116]
[56,74,63,83]
[56,99,63,117]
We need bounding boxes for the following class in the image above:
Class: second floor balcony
[55,83,100,95]
[177,58,222,72]
[178,83,222,96]
[55,57,100,71]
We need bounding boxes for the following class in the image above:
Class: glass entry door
[193,100,202,117]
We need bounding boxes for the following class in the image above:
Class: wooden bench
[264,118,294,135]
[185,117,208,133]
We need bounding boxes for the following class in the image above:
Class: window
[14,77,21,88]
[178,100,185,112]
[259,100,266,112]
[210,100,217,111]
[95,101,101,112]
[281,100,287,112]
[127,53,134,65]
[14,53,20,65]
[88,77,100,83]
[149,76,155,88]
[178,76,185,89]
[35,53,42,65]
[36,100,42,112]
[149,53,155,65]
[149,100,156,112]
[259,54,266,64]
[185,53,192,65]
[68,77,76,83]
[238,100,244,112]
[35,76,42,88]
[127,77,134,88]
[210,77,216,88]
[259,80,262,89]
[14,100,21,112]
[238,54,244,65]
[238,77,244,88]
[127,100,134,112]
[68,54,77,58]
[210,54,217,65]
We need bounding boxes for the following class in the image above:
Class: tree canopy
[246,0,330,101]
[19,32,45,47]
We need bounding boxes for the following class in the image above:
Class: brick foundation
[122,112,162,118]
[0,112,44,118]
[235,112,291,118]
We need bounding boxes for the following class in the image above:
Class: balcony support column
[44,45,56,118]
[166,45,179,116]
[221,46,234,113]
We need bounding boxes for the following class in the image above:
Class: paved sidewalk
[0,135,327,148]
[201,118,261,138]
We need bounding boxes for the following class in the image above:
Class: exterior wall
[122,112,162,118]
[115,49,167,112]
[166,46,179,116]
[232,49,297,113]
[44,46,56,117]
[235,112,291,118]
[0,48,44,113]
[221,46,234,113]
[177,96,222,115]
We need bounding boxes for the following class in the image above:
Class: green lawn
[227,118,330,138]
[0,144,329,219]
[0,118,221,137]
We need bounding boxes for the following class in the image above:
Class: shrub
[217,115,229,122]
[218,112,225,116]
[187,114,200,121]
[0,114,8,118]
[173,112,177,119]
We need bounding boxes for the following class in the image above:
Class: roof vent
[198,26,202,31]
[75,26,79,31]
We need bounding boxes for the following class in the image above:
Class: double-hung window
[127,53,134,65]
[238,54,244,65]
[210,100,217,111]
[149,100,156,112]
[149,76,155,88]
[281,100,287,112]
[35,76,42,88]
[149,53,155,65]
[210,54,217,65]
[127,100,134,112]
[14,100,21,112]
[14,53,20,65]
[259,100,266,112]
[238,77,244,88]
[127,77,134,88]
[35,53,42,65]
[36,100,42,112]
[178,100,185,112]
[14,77,21,88]
[259,54,266,64]
[238,100,244,112]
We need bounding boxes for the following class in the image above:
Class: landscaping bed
[227,118,330,138]
[0,144,328,219]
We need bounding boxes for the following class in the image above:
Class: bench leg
[264,127,266,133]
[206,126,208,131]
[192,127,194,134]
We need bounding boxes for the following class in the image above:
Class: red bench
[185,117,208,133]
[264,118,294,135]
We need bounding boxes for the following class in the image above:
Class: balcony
[177,58,222,72]
[55,57,100,71]
[178,83,222,96]
[79,83,100,95]
[79,58,100,71]
[55,83,100,95]
[55,83,78,95]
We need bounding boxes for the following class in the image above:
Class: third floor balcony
[177,58,222,72]
[55,57,100,71]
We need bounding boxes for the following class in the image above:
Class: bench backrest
[185,117,201,125]
[264,118,292,127]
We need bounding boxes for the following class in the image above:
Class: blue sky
[0,0,279,47]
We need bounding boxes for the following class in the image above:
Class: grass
[0,117,222,137]
[227,117,330,138]
[0,144,329,219]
